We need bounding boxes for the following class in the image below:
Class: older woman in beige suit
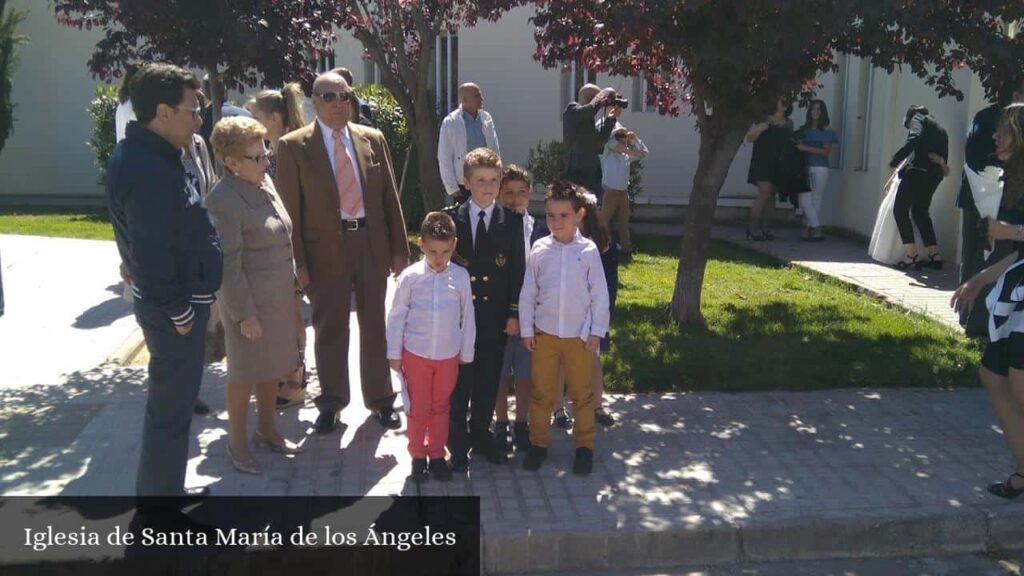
[207,117,305,474]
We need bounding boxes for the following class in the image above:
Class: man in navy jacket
[107,63,223,498]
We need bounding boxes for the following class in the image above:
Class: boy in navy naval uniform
[107,63,223,499]
[445,148,526,472]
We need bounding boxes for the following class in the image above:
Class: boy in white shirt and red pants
[519,181,611,475]
[387,212,476,482]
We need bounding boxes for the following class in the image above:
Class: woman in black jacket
[890,105,950,270]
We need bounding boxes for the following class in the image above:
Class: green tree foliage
[526,140,567,188]
[86,85,118,181]
[355,83,423,228]
[0,4,28,156]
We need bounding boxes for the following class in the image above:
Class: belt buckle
[343,219,359,231]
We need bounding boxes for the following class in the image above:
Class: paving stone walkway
[2,233,1020,575]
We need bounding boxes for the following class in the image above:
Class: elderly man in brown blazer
[276,72,410,434]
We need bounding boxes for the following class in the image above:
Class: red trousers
[402,349,459,458]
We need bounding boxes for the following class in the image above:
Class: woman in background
[795,100,837,241]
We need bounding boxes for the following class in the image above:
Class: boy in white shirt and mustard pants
[519,181,611,475]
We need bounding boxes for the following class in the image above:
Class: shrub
[0,6,28,157]
[526,140,568,188]
[355,83,423,228]
[86,84,118,182]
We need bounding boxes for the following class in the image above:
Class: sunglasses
[175,105,202,119]
[316,91,352,104]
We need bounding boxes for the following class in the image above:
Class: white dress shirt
[115,100,135,143]
[519,231,610,340]
[318,118,366,219]
[468,199,496,245]
[387,260,476,362]
[522,213,537,263]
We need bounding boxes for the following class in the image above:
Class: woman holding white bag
[952,103,1024,499]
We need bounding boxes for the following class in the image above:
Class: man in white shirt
[437,83,501,205]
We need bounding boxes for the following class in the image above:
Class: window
[844,55,874,172]
[313,53,336,75]
[631,76,651,113]
[560,61,597,110]
[433,33,459,114]
[363,57,380,85]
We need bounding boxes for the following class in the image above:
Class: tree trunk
[411,97,445,210]
[671,120,749,325]
[206,65,222,125]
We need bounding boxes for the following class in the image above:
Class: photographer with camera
[563,84,625,201]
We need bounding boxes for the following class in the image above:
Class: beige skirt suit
[205,173,299,383]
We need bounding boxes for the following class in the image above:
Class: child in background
[519,181,610,475]
[386,212,476,482]
[599,125,648,255]
[552,191,619,427]
[494,165,549,454]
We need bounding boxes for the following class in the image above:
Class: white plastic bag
[391,368,410,415]
[869,168,908,265]
[965,165,1004,220]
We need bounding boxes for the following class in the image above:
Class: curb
[105,326,145,366]
[480,503,1024,574]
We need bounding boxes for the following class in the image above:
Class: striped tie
[332,129,363,216]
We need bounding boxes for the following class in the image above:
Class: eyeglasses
[242,151,273,163]
[316,91,352,104]
[176,105,202,119]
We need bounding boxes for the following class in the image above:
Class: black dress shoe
[573,447,593,476]
[314,410,339,435]
[494,421,511,454]
[523,446,547,471]
[375,406,401,430]
[193,399,211,416]
[429,458,453,482]
[450,455,469,473]
[513,422,531,452]
[410,458,429,483]
[472,435,508,465]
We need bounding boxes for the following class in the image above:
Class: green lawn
[0,210,113,240]
[604,236,981,393]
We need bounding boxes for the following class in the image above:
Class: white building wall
[0,0,105,200]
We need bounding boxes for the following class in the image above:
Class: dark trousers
[448,336,506,459]
[134,300,210,496]
[567,168,604,202]
[960,199,985,284]
[893,169,942,247]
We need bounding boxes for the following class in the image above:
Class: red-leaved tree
[331,0,527,210]
[52,0,338,123]
[530,1,1024,324]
